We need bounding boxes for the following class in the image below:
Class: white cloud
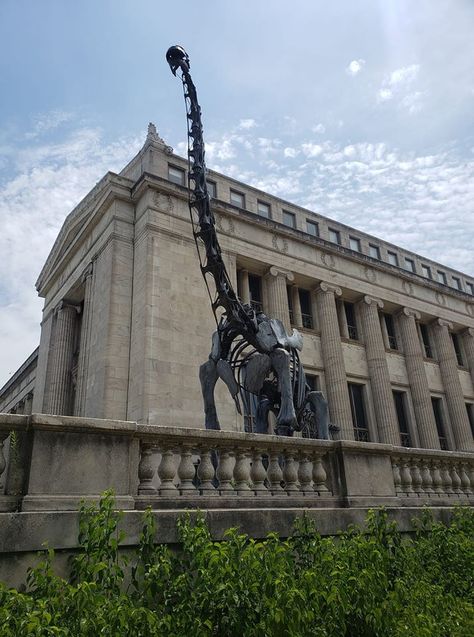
[25,110,74,139]
[377,64,423,112]
[346,59,365,76]
[389,64,420,87]
[301,142,323,157]
[284,147,298,158]
[312,123,326,134]
[238,118,257,129]
[377,88,393,102]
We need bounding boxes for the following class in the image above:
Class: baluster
[177,444,196,494]
[283,452,299,493]
[138,443,158,495]
[392,458,402,495]
[157,446,178,495]
[431,461,443,496]
[197,447,217,495]
[420,460,434,496]
[450,464,462,496]
[469,465,474,498]
[267,451,284,494]
[298,454,313,495]
[313,453,329,494]
[410,459,423,496]
[217,449,235,494]
[250,449,268,494]
[234,449,251,494]
[440,462,453,496]
[400,459,413,496]
[458,463,471,497]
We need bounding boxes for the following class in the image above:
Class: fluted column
[461,328,474,388]
[74,264,94,416]
[291,285,303,328]
[264,266,294,331]
[315,282,354,439]
[310,290,319,331]
[431,319,474,451]
[47,302,78,415]
[397,308,440,449]
[238,269,250,304]
[359,296,400,444]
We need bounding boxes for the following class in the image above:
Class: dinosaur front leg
[199,358,221,430]
[270,348,297,435]
[306,391,330,439]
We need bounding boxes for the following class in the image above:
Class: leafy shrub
[0,494,473,636]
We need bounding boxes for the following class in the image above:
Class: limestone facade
[1,124,474,451]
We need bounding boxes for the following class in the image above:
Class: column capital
[315,281,342,297]
[462,327,474,338]
[360,295,384,309]
[265,266,294,283]
[397,307,421,320]
[81,262,94,283]
[55,301,79,316]
[432,318,453,331]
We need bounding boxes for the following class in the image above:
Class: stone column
[310,289,319,331]
[337,299,349,338]
[74,264,94,416]
[264,266,294,331]
[431,319,474,451]
[238,269,250,304]
[24,392,33,415]
[359,296,400,445]
[397,308,440,449]
[291,285,303,328]
[315,282,354,439]
[46,302,78,416]
[461,328,474,388]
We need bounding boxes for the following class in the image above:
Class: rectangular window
[452,276,462,291]
[248,274,263,313]
[329,228,341,245]
[405,257,415,273]
[431,397,448,450]
[421,264,431,279]
[437,270,447,285]
[369,244,380,259]
[306,219,319,237]
[282,210,296,228]
[451,333,464,366]
[387,251,398,266]
[168,164,185,186]
[207,180,217,199]
[348,383,369,442]
[384,313,398,350]
[230,189,245,208]
[344,302,358,340]
[299,289,313,329]
[305,374,320,392]
[466,403,474,439]
[257,200,271,218]
[419,323,434,359]
[466,282,474,295]
[393,391,411,447]
[349,236,361,252]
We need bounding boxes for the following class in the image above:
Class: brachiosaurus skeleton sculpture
[166,45,333,438]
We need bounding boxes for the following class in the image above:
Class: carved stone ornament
[321,252,336,269]
[215,213,235,235]
[153,191,174,213]
[466,303,474,317]
[364,266,376,283]
[435,292,447,307]
[402,280,414,296]
[272,234,289,253]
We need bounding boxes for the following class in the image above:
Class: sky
[0,0,473,384]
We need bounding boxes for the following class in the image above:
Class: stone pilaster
[291,285,303,328]
[431,319,474,451]
[359,296,400,445]
[397,308,440,449]
[24,392,33,415]
[238,269,250,305]
[461,327,474,389]
[264,266,294,331]
[74,263,94,416]
[315,282,354,439]
[46,302,78,416]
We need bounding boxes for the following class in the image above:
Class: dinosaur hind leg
[199,358,221,430]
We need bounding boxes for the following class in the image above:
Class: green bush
[0,493,473,636]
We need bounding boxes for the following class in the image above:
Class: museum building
[1,123,474,452]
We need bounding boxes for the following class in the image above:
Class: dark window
[419,324,434,359]
[393,391,411,447]
[349,236,361,252]
[384,313,398,350]
[283,210,296,228]
[466,282,474,295]
[421,264,431,279]
[451,333,464,366]
[257,201,271,218]
[168,164,185,185]
[248,274,262,313]
[207,180,217,198]
[299,289,313,329]
[437,271,447,285]
[387,251,398,266]
[307,219,319,237]
[306,374,320,391]
[452,277,462,291]
[405,258,415,273]
[329,228,341,245]
[230,189,245,208]
[431,397,448,450]
[348,383,369,442]
[369,244,380,259]
[344,302,358,340]
[466,403,474,438]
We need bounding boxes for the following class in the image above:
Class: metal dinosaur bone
[166,45,332,438]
